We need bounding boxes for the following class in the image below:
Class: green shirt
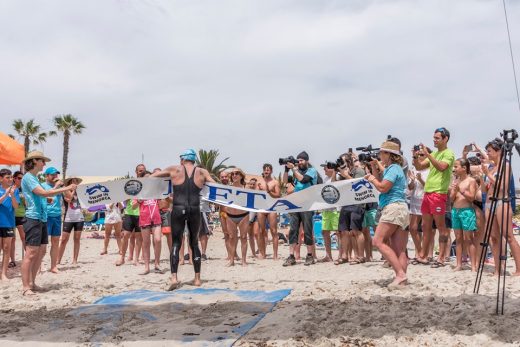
[424,149,455,194]
[14,191,26,217]
[124,199,140,216]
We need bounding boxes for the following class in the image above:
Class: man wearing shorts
[116,164,146,266]
[413,127,455,267]
[257,164,281,260]
[337,155,366,264]
[11,170,25,267]
[0,169,19,280]
[318,164,339,262]
[20,151,76,296]
[41,167,63,274]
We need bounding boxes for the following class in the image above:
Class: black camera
[279,156,298,166]
[356,145,380,163]
[321,161,338,170]
[413,145,421,152]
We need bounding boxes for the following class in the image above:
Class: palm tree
[53,114,86,180]
[196,149,233,180]
[10,119,55,155]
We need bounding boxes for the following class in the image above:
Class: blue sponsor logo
[86,184,110,195]
[352,179,373,192]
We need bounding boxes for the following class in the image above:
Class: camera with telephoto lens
[279,156,298,166]
[356,145,380,163]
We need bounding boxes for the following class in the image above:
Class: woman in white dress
[101,202,123,255]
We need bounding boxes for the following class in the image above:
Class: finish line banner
[76,177,379,212]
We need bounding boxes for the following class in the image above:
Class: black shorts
[24,218,48,246]
[199,212,211,236]
[63,221,84,233]
[63,222,85,233]
[0,227,15,238]
[122,215,141,232]
[339,205,365,232]
[15,217,26,226]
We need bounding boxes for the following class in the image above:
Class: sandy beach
[1,228,520,346]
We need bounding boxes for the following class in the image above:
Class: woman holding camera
[365,141,409,289]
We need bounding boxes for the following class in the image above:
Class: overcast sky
[1,0,520,178]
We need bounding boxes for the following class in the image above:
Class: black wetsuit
[170,166,202,274]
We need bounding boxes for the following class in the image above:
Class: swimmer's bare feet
[165,279,180,291]
[115,258,125,266]
[193,278,202,286]
[50,267,60,274]
[100,250,107,255]
[139,269,150,275]
[241,261,248,267]
[1,274,9,281]
[225,261,234,267]
[388,277,407,290]
[453,266,463,271]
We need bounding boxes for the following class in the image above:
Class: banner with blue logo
[76,177,378,213]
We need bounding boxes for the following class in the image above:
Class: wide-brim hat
[23,150,51,163]
[230,168,246,178]
[380,141,402,156]
[65,176,83,185]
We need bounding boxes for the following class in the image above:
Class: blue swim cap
[180,149,197,162]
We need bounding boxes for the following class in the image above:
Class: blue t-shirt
[379,164,406,209]
[293,167,318,192]
[41,182,62,217]
[0,187,20,228]
[22,173,47,222]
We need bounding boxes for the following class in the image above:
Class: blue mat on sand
[69,288,291,346]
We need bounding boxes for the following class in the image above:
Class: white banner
[77,177,379,213]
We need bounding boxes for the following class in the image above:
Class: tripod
[474,129,520,315]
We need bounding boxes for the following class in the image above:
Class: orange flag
[0,131,24,165]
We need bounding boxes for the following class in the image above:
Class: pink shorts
[421,192,447,215]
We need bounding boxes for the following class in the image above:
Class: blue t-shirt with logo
[41,182,62,217]
[0,187,20,228]
[379,164,406,209]
[293,167,318,192]
[22,173,47,222]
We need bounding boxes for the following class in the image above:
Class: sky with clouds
[1,0,520,177]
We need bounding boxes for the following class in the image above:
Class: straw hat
[230,168,246,178]
[22,150,51,162]
[65,176,83,185]
[379,141,402,156]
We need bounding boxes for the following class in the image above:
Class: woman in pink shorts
[138,195,162,275]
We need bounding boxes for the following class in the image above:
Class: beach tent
[0,131,24,165]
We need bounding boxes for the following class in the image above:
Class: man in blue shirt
[282,151,318,266]
[0,169,19,280]
[20,151,77,296]
[41,167,63,274]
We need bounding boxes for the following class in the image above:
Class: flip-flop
[334,258,348,265]
[8,261,16,268]
[431,261,445,268]
[154,268,165,274]
[22,289,37,297]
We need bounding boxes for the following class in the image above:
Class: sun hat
[380,141,402,156]
[44,167,60,175]
[22,150,51,163]
[230,168,246,178]
[180,149,197,162]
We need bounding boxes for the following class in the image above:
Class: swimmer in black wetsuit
[152,149,215,290]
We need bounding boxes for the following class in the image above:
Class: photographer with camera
[336,152,366,265]
[281,151,318,267]
[413,127,455,267]
[365,141,409,289]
